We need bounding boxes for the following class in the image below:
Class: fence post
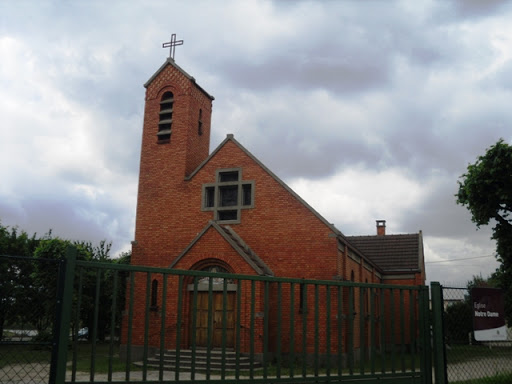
[49,246,77,384]
[431,282,447,384]
[418,285,432,384]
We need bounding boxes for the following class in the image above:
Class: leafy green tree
[456,139,512,325]
[30,236,93,336]
[74,240,121,341]
[466,274,499,291]
[31,237,123,341]
[105,250,131,341]
[0,224,39,339]
[1,222,128,342]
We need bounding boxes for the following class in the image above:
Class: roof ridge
[221,225,274,276]
[347,233,419,238]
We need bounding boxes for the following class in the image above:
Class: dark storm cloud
[205,2,473,96]
[400,176,490,239]
[0,197,99,241]
[380,116,506,179]
[203,0,509,186]
[0,192,133,255]
[218,54,391,94]
[449,0,510,19]
[249,133,384,181]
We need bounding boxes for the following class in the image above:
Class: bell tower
[132,39,214,265]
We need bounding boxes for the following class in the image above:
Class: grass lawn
[447,344,512,364]
[0,343,52,369]
[5,341,510,382]
[69,342,140,374]
[0,342,138,374]
[3,342,422,376]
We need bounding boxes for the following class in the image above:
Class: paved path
[2,360,512,383]
[2,364,217,383]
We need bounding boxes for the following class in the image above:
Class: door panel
[192,292,235,348]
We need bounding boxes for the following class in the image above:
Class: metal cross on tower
[162,34,184,60]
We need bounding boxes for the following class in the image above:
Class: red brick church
[126,50,426,359]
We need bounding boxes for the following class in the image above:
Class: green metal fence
[71,251,432,383]
[1,249,439,383]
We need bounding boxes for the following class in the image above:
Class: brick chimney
[376,220,386,236]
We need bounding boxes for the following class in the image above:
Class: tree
[0,223,39,339]
[31,237,123,341]
[1,221,129,341]
[456,138,512,325]
[466,274,499,292]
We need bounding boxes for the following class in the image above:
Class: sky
[1,0,511,286]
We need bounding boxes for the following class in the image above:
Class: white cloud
[424,235,499,286]
[288,166,430,235]
[0,32,137,254]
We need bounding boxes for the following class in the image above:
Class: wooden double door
[192,292,235,348]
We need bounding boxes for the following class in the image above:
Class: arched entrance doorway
[188,263,237,349]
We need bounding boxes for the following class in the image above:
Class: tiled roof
[347,234,421,273]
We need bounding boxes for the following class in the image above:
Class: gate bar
[431,282,447,384]
[49,246,77,384]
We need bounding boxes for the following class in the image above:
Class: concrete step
[135,349,262,372]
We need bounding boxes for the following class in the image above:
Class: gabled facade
[125,56,425,359]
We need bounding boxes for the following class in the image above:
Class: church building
[125,45,426,360]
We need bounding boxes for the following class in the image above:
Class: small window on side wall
[217,210,238,221]
[198,109,203,136]
[242,184,252,206]
[219,171,239,182]
[204,187,215,208]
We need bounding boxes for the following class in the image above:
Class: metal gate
[1,248,441,383]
